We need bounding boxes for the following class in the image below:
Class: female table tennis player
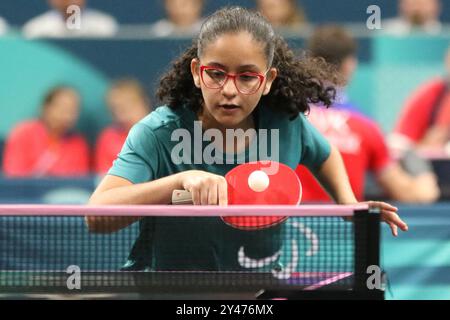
[87,7,408,272]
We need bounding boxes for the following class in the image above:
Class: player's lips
[218,104,241,111]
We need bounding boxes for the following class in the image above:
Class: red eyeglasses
[200,65,269,95]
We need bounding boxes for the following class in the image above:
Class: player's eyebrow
[204,62,226,69]
[205,62,262,73]
[238,64,260,71]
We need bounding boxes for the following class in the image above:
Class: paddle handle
[172,190,193,205]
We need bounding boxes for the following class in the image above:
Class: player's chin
[215,113,246,128]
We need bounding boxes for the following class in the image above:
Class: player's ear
[262,68,277,96]
[191,58,201,89]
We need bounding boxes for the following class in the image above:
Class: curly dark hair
[157,7,339,119]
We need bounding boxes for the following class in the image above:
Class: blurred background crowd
[0,0,450,301]
[0,0,449,204]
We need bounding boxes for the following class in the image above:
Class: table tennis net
[0,206,379,295]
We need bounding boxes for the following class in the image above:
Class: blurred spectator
[3,86,90,177]
[0,17,8,35]
[389,46,450,155]
[95,79,151,175]
[149,0,204,37]
[256,0,307,32]
[296,25,440,203]
[23,0,118,38]
[383,0,442,35]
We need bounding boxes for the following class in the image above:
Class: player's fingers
[208,182,218,205]
[190,188,201,205]
[218,178,228,206]
[388,222,398,237]
[366,201,407,232]
[367,201,398,213]
[200,187,209,205]
[387,211,408,231]
[383,210,408,232]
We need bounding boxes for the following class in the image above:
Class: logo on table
[238,221,319,280]
[66,265,81,290]
[171,121,280,165]
[366,5,381,30]
[66,5,81,30]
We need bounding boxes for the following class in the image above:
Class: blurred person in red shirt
[389,46,450,156]
[95,79,151,175]
[296,25,440,203]
[3,86,89,177]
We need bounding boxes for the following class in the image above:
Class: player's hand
[178,170,228,205]
[364,201,408,237]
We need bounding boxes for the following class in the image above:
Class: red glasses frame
[199,65,268,95]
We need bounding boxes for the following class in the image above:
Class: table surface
[0,270,382,300]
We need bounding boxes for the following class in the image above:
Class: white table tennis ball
[248,170,270,192]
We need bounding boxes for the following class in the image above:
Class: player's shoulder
[259,105,302,129]
[320,106,382,135]
[11,119,44,135]
[27,10,58,22]
[344,110,384,138]
[137,105,186,130]
[306,104,355,127]
[128,105,194,144]
[98,125,125,137]
[417,77,446,91]
[22,11,61,37]
[347,109,376,125]
[23,11,58,28]
[83,9,118,25]
[401,78,446,114]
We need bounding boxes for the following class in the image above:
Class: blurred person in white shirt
[149,0,204,37]
[383,0,442,35]
[23,0,118,38]
[0,16,9,35]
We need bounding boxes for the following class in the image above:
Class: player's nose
[221,78,238,97]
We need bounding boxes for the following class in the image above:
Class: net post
[353,207,383,299]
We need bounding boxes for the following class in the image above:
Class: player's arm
[417,125,449,150]
[377,163,440,203]
[86,174,182,233]
[313,145,408,236]
[313,144,356,204]
[392,81,440,147]
[367,113,441,203]
[87,171,227,233]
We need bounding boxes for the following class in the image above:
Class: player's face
[191,31,277,130]
[340,56,358,84]
[257,0,293,26]
[43,89,80,135]
[107,89,149,130]
[165,0,203,26]
[400,0,440,24]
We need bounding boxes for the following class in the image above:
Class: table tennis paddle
[172,160,302,230]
